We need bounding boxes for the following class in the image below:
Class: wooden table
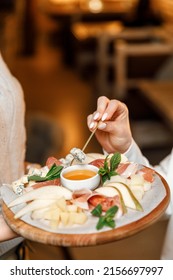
[138,81,173,132]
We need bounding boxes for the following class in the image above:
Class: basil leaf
[91,204,102,217]
[104,157,109,169]
[98,153,121,184]
[46,164,58,176]
[46,165,63,180]
[28,164,63,182]
[28,175,46,182]
[96,216,106,230]
[101,174,110,184]
[110,153,121,171]
[105,219,115,229]
[109,170,118,177]
[98,167,108,176]
[93,205,119,230]
[105,205,118,219]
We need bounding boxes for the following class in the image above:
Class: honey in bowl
[60,164,100,191]
[64,169,97,181]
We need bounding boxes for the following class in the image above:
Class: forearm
[0,214,18,242]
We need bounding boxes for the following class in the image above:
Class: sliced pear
[95,186,119,197]
[95,186,127,214]
[104,175,128,185]
[130,174,144,186]
[129,185,145,201]
[106,182,143,211]
[85,153,106,163]
[128,174,145,201]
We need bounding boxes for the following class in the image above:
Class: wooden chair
[115,34,173,99]
[96,25,173,98]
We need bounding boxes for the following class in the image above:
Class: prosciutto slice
[25,178,61,191]
[89,159,105,168]
[46,156,62,168]
[137,167,155,183]
[116,162,138,178]
[72,188,123,216]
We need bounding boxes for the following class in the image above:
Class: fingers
[96,97,122,121]
[87,114,106,131]
[88,96,126,131]
[88,96,109,124]
[95,96,109,119]
[87,114,94,129]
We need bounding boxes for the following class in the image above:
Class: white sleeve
[124,139,150,166]
[124,139,171,180]
[160,149,173,260]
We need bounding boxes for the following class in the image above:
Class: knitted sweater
[0,53,26,257]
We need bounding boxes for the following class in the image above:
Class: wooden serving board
[2,171,170,247]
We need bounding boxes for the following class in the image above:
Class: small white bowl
[60,164,100,191]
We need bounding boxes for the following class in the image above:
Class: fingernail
[98,123,107,130]
[101,113,108,121]
[89,122,95,129]
[94,112,100,120]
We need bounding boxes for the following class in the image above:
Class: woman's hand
[87,96,132,154]
[0,214,18,242]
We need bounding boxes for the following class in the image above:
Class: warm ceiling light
[88,0,103,13]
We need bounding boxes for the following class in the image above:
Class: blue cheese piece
[70,148,86,163]
[41,166,49,176]
[27,166,49,178]
[12,180,25,195]
[60,154,74,167]
[20,175,29,184]
[11,165,50,195]
[28,167,41,176]
[27,180,36,188]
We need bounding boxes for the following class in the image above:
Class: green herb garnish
[91,204,118,230]
[98,152,121,184]
[91,204,102,217]
[28,164,63,182]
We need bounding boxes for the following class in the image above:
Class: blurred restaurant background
[0,0,173,259]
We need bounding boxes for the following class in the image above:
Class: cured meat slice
[89,159,105,168]
[88,194,121,212]
[138,167,155,183]
[46,156,62,168]
[26,178,61,191]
